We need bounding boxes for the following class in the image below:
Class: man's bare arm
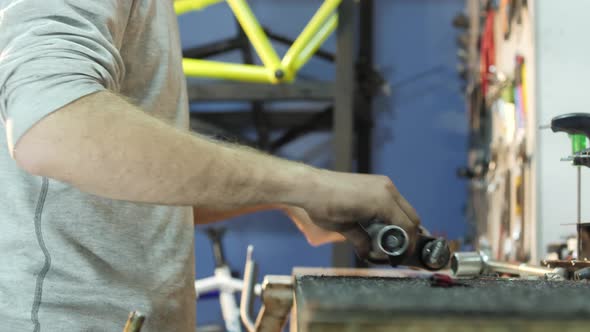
[13,91,420,257]
[13,91,312,210]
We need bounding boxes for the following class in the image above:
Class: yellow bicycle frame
[175,0,341,84]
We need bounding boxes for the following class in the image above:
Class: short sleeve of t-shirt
[0,0,129,148]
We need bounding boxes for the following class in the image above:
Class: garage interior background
[178,0,467,325]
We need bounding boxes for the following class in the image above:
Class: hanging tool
[500,0,528,40]
[362,220,451,271]
[549,113,590,259]
[480,5,495,97]
[550,113,590,138]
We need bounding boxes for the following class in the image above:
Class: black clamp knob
[550,113,590,168]
[551,113,590,137]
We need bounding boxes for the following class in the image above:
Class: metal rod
[123,311,145,332]
[578,166,582,258]
[182,58,270,82]
[517,264,561,278]
[236,18,270,150]
[452,252,565,279]
[485,261,555,278]
[206,228,227,268]
[354,0,375,268]
[226,0,282,79]
[484,260,522,275]
[240,246,257,332]
[292,14,338,73]
[263,28,336,62]
[174,0,224,15]
[331,0,356,268]
[281,0,342,74]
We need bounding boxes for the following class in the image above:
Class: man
[0,0,420,331]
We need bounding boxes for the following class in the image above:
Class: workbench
[290,268,590,332]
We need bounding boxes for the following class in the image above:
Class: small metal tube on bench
[486,261,557,278]
[450,251,485,276]
[452,251,565,279]
[240,246,258,332]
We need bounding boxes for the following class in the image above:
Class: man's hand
[194,205,346,246]
[280,206,346,246]
[298,170,421,259]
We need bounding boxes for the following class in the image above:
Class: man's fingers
[339,224,371,260]
[384,202,416,232]
[395,195,421,226]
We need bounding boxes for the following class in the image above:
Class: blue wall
[372,0,468,239]
[178,0,467,327]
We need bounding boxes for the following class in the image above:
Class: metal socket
[365,223,410,263]
[451,251,486,276]
[371,224,409,257]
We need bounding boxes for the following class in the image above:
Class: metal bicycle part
[240,246,257,332]
[123,311,145,332]
[421,238,452,270]
[451,251,566,280]
[365,223,409,263]
[451,251,486,276]
[195,229,262,332]
[254,276,293,332]
[240,248,294,332]
[363,220,451,271]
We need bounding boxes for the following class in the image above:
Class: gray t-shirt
[0,1,195,331]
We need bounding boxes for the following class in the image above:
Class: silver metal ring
[376,225,409,256]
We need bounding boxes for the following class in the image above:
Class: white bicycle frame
[195,251,261,332]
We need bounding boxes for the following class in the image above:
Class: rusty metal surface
[303,319,589,332]
[292,267,437,278]
[292,271,590,332]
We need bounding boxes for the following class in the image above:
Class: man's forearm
[13,91,318,209]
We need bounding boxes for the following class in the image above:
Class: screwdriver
[548,113,590,259]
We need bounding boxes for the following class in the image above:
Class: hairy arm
[14,91,419,257]
[3,1,420,258]
[14,91,316,210]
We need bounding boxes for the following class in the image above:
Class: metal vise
[363,220,452,271]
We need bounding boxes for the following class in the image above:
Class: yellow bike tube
[292,14,338,75]
[226,0,282,82]
[281,0,341,73]
[182,58,270,83]
[174,0,224,16]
